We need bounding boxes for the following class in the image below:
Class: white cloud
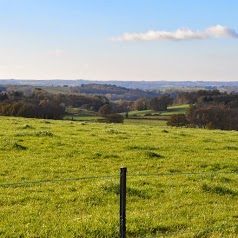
[112,25,238,42]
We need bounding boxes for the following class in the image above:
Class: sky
[0,0,238,81]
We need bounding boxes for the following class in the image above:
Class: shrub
[105,114,124,123]
[167,113,188,127]
[206,122,215,130]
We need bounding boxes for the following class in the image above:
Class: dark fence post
[120,167,127,238]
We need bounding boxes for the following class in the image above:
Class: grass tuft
[126,145,159,150]
[3,141,27,150]
[22,124,34,129]
[144,151,163,159]
[105,128,126,134]
[127,187,151,198]
[225,146,238,150]
[35,130,53,136]
[202,183,238,196]
[102,182,120,194]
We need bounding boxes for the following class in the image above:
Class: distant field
[64,115,100,122]
[0,116,238,237]
[128,104,189,117]
[124,118,167,126]
[122,104,189,126]
[64,108,99,122]
[128,109,155,116]
[162,104,190,115]
[40,86,71,94]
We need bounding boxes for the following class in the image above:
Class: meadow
[0,116,238,237]
[63,105,190,127]
[128,104,190,117]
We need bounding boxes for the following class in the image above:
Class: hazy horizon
[0,1,237,81]
[1,78,238,83]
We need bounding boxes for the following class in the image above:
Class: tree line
[0,87,174,121]
[168,90,238,130]
[70,83,162,101]
[0,89,109,119]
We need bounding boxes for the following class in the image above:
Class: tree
[113,100,132,113]
[0,93,8,101]
[149,96,173,111]
[39,100,65,119]
[185,103,238,130]
[132,98,148,111]
[167,114,188,127]
[17,103,35,118]
[98,104,113,117]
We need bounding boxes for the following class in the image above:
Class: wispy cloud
[111,25,238,42]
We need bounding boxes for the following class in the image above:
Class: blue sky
[0,0,237,81]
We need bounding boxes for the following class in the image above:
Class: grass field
[128,105,189,117]
[64,115,100,122]
[63,105,189,126]
[161,104,190,115]
[124,119,167,126]
[0,116,238,237]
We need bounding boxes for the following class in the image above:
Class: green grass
[128,105,189,117]
[64,105,189,126]
[161,104,189,116]
[64,108,99,122]
[128,110,155,116]
[63,115,100,122]
[0,116,238,237]
[124,119,167,126]
[65,108,98,116]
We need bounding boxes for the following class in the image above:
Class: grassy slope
[124,119,167,126]
[63,105,189,126]
[40,86,71,94]
[162,104,189,115]
[0,116,238,237]
[128,105,189,117]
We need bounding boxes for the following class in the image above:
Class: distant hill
[70,83,161,100]
[0,82,162,101]
[0,79,238,91]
